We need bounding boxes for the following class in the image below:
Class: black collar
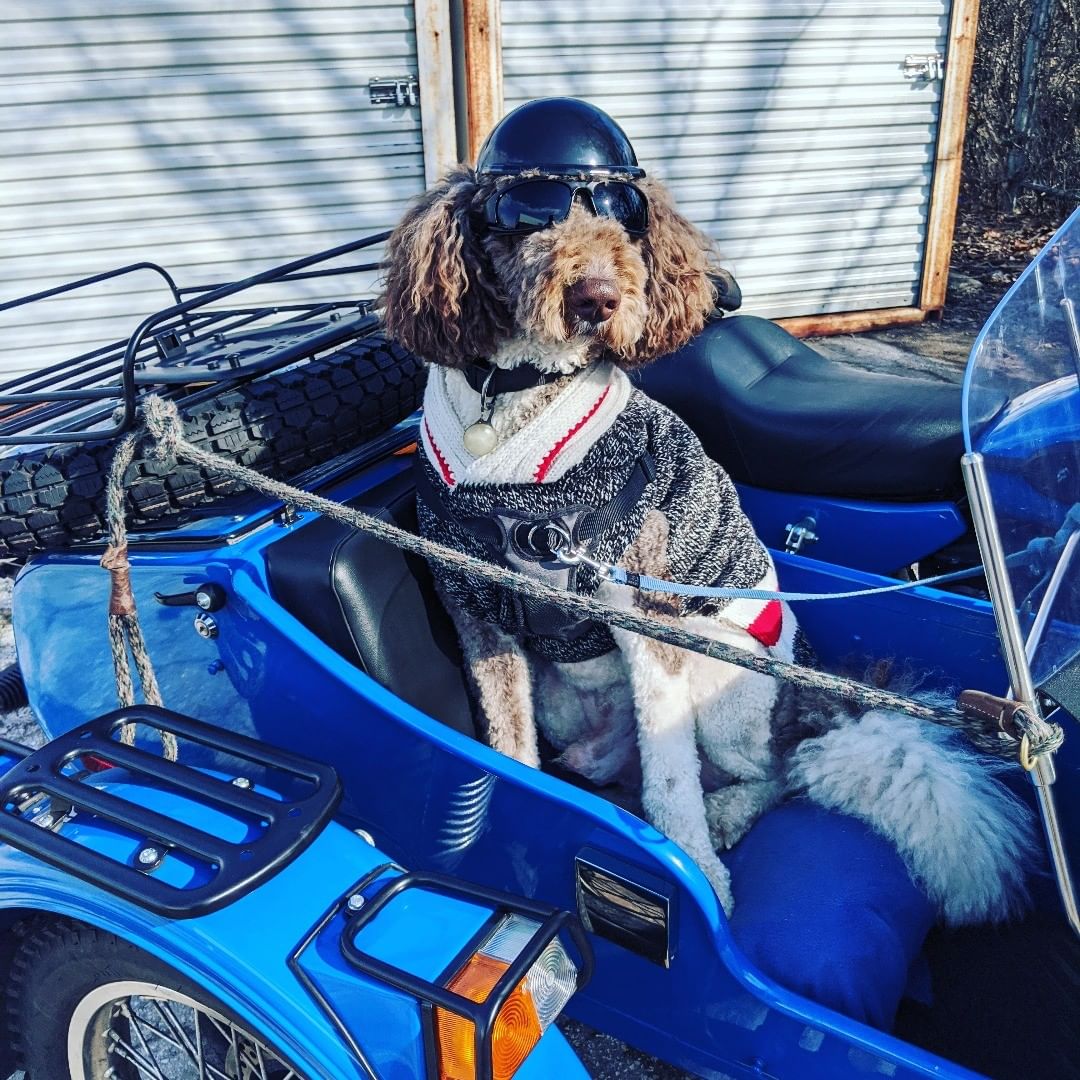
[462,360,566,396]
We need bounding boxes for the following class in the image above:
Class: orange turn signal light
[433,914,578,1080]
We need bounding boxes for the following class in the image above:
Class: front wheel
[8,917,304,1079]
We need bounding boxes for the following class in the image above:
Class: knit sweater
[418,365,776,663]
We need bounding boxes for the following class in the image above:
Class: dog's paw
[701,855,735,916]
[704,787,758,851]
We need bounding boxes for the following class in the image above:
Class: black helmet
[476,98,644,179]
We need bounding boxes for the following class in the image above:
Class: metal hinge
[369,76,420,107]
[903,53,945,81]
[784,517,819,554]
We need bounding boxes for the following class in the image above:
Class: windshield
[962,206,1080,688]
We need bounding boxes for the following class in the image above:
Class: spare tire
[0,333,425,559]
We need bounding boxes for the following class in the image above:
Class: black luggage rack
[0,231,391,446]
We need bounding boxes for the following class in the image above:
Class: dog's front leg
[441,591,540,768]
[612,625,735,912]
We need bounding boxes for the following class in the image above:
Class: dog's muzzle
[566,277,621,325]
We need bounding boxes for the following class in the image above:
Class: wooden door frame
[460,0,980,338]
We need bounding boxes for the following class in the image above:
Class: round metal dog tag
[463,420,498,457]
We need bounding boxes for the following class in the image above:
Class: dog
[377,112,800,911]
[376,103,1033,922]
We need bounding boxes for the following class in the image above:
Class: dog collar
[461,361,573,457]
[462,361,566,397]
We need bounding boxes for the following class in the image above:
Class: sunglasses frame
[480,176,650,237]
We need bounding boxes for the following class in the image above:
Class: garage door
[0,1,452,377]
[500,0,953,320]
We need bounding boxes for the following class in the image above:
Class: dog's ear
[620,178,718,366]
[379,166,511,366]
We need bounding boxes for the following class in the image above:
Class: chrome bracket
[784,517,819,554]
[903,53,945,81]
[962,451,1080,938]
[368,76,420,108]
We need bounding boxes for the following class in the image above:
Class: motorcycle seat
[265,468,476,738]
[637,315,994,501]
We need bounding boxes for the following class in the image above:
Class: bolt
[231,776,252,790]
[207,659,225,675]
[138,846,161,865]
[346,893,366,912]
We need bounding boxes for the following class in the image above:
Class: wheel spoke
[150,999,200,1063]
[72,981,301,1080]
[106,1029,170,1080]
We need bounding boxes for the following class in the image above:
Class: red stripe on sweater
[424,419,456,486]
[746,600,782,647]
[534,387,611,482]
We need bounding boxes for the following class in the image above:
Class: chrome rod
[1022,530,1080,666]
[962,451,1080,937]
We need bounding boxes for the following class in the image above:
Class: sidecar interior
[265,466,938,1036]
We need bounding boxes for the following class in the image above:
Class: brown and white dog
[379,151,797,911]
[377,116,1033,923]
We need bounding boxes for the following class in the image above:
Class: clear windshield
[962,207,1080,688]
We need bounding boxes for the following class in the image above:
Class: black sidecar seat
[265,467,476,738]
[637,315,1004,501]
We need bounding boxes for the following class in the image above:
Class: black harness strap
[412,450,656,643]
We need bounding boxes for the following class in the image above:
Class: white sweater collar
[421,362,632,487]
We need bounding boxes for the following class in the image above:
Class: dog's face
[481,197,650,361]
[379,166,717,371]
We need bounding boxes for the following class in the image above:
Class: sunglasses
[481,178,649,236]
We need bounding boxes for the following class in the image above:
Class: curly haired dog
[380,162,796,912]
[378,142,1035,929]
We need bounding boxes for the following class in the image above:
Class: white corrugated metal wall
[0,1,439,377]
[500,0,951,320]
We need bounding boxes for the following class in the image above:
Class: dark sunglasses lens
[592,183,649,233]
[495,181,573,231]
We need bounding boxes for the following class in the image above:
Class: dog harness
[417,364,780,663]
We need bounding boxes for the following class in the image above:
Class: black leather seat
[265,468,476,738]
[636,315,1000,501]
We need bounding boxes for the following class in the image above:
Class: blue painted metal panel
[738,485,968,573]
[11,523,1013,1080]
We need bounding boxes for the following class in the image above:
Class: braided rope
[102,427,177,761]
[122,395,1063,762]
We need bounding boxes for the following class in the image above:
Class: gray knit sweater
[418,389,772,662]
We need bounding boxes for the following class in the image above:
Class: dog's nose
[566,278,621,324]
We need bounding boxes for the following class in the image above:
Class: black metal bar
[0,261,183,313]
[339,870,595,1080]
[77,737,282,821]
[287,863,400,1080]
[0,737,32,763]
[4,776,232,864]
[0,707,342,918]
[102,706,337,785]
[0,387,120,404]
[178,263,386,294]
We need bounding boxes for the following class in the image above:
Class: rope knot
[140,395,185,462]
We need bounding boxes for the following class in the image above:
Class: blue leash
[558,547,986,603]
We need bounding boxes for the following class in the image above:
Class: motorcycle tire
[7,916,306,1079]
[0,334,425,560]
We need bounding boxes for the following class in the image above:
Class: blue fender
[0,801,588,1080]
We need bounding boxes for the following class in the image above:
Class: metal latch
[784,517,819,554]
[369,76,420,107]
[903,53,945,81]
